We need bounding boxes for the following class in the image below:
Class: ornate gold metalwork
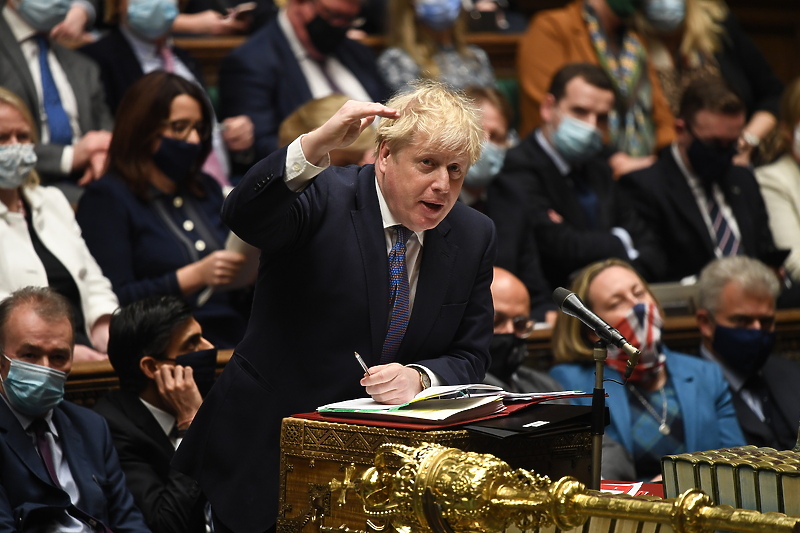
[330,442,800,533]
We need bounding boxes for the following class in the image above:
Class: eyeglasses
[493,312,535,338]
[162,119,209,142]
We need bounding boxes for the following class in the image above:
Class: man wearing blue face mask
[0,286,151,533]
[487,63,665,297]
[696,256,800,450]
[620,76,779,283]
[0,0,113,201]
[94,295,216,533]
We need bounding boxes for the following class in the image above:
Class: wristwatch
[741,131,760,149]
[416,367,431,390]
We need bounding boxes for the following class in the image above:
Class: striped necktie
[706,192,740,256]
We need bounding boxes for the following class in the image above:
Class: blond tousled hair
[376,79,483,165]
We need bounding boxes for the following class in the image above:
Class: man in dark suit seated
[487,62,665,295]
[0,0,113,198]
[696,256,800,450]
[0,286,150,533]
[217,0,390,167]
[619,76,778,283]
[173,80,495,532]
[94,296,218,533]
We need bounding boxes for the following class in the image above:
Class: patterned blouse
[377,45,496,93]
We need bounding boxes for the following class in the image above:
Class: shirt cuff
[407,364,442,387]
[284,135,330,192]
[611,227,640,261]
[60,146,74,176]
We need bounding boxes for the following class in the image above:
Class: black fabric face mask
[175,348,218,397]
[686,135,737,189]
[488,333,527,382]
[152,136,202,186]
[306,15,348,54]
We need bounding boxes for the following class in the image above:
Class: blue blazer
[0,400,150,532]
[550,348,745,454]
[218,17,390,162]
[173,147,496,532]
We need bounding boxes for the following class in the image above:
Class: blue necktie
[36,36,73,146]
[380,225,411,364]
[706,193,740,256]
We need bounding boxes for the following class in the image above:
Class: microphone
[552,287,641,379]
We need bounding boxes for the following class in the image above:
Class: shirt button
[173,197,184,208]
[183,220,194,231]
[195,240,206,252]
[292,163,301,172]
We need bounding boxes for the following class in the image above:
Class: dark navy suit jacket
[173,147,496,532]
[218,17,390,162]
[619,147,777,282]
[78,28,205,115]
[0,399,150,532]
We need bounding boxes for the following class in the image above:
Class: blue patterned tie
[36,36,73,146]
[380,225,411,364]
[706,193,740,256]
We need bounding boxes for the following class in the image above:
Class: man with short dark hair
[94,296,216,533]
[620,76,779,282]
[488,62,664,295]
[0,286,150,533]
[696,256,800,450]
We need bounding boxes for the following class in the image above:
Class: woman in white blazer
[0,87,118,362]
[756,78,800,282]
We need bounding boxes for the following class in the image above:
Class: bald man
[486,267,562,392]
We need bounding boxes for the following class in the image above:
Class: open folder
[316,384,590,425]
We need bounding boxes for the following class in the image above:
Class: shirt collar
[120,25,174,62]
[374,177,425,246]
[278,9,309,62]
[535,128,570,176]
[139,398,176,436]
[3,4,37,43]
[0,391,58,436]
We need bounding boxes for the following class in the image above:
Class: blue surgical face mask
[464,140,505,189]
[175,348,217,397]
[415,0,462,31]
[712,324,776,377]
[0,143,37,190]
[152,136,202,185]
[643,0,685,32]
[1,353,67,417]
[127,0,179,40]
[550,114,603,164]
[15,0,70,31]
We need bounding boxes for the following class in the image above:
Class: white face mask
[0,144,37,189]
[793,124,800,160]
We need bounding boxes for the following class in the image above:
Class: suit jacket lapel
[402,219,457,359]
[0,400,56,487]
[663,152,716,256]
[351,168,390,363]
[52,407,95,499]
[721,173,752,254]
[116,392,175,456]
[667,355,700,449]
[0,19,41,133]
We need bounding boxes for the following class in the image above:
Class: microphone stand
[591,339,607,491]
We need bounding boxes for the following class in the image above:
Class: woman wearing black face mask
[76,72,251,349]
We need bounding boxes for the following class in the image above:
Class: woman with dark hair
[0,86,118,362]
[549,258,744,481]
[77,72,249,348]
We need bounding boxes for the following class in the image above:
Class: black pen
[354,351,371,375]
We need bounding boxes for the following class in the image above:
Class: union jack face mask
[605,302,666,383]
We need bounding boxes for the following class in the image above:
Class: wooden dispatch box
[277,414,593,533]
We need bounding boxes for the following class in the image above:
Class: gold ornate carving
[331,442,800,533]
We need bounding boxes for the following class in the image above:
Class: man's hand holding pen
[359,363,423,405]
